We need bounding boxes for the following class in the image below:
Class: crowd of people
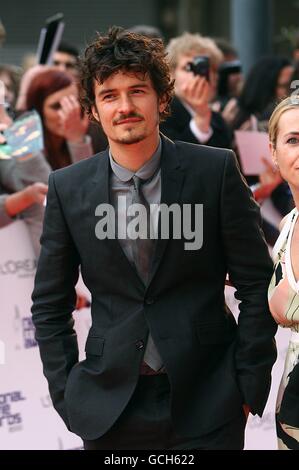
[1,22,299,450]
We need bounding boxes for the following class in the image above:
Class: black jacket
[31,134,277,440]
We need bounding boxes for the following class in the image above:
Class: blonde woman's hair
[269,96,299,148]
[166,32,223,71]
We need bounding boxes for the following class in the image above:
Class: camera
[218,60,242,76]
[185,56,210,81]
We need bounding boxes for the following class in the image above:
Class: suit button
[145,297,155,305]
[135,340,144,350]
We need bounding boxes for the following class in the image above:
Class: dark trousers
[83,374,246,450]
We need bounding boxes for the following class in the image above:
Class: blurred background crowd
[1,1,299,450]
[1,0,299,254]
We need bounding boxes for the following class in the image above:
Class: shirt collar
[109,138,161,183]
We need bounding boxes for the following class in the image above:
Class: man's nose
[118,94,135,114]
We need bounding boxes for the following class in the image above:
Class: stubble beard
[113,126,148,145]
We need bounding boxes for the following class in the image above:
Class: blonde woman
[268,96,299,449]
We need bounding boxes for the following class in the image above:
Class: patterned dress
[268,208,299,450]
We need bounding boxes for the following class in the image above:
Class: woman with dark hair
[24,68,93,170]
[232,56,293,131]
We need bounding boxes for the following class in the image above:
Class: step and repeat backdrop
[0,220,91,450]
[0,220,289,449]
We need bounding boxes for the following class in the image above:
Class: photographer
[212,39,244,123]
[161,32,232,149]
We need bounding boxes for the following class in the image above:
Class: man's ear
[158,95,168,114]
[92,105,100,123]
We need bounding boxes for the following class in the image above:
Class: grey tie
[131,175,163,371]
[131,175,155,284]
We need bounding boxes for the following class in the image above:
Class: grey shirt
[109,139,163,370]
[109,139,162,266]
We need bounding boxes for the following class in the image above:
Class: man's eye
[103,94,115,101]
[131,89,144,94]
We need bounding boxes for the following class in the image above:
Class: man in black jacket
[31,27,277,450]
[161,32,232,149]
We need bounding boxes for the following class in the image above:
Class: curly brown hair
[78,26,174,123]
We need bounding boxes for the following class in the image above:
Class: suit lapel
[91,136,185,288]
[91,148,109,203]
[91,149,144,287]
[149,134,184,284]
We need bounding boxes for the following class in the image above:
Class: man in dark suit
[31,27,277,450]
[161,32,232,149]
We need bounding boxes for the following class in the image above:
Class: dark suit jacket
[31,134,277,441]
[160,96,232,149]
